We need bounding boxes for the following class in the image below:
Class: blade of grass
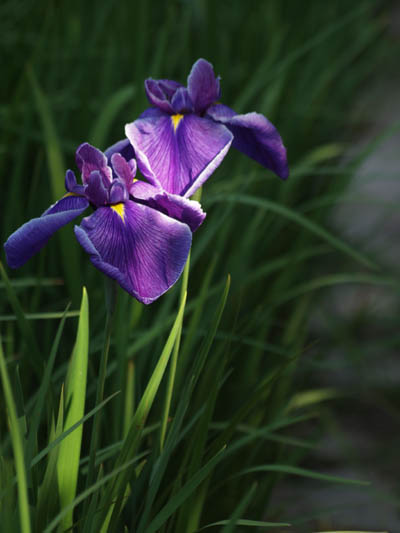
[0,261,42,375]
[27,66,81,302]
[235,464,370,486]
[30,391,119,470]
[0,311,80,321]
[208,194,376,270]
[56,287,89,531]
[199,519,291,530]
[89,85,136,148]
[145,447,226,533]
[0,337,31,533]
[26,304,71,466]
[221,482,258,533]
[137,276,231,533]
[159,250,190,451]
[98,292,187,531]
[44,456,142,533]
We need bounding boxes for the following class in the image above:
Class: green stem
[159,251,190,451]
[159,187,201,451]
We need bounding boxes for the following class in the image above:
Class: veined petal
[131,181,205,232]
[110,152,137,194]
[145,78,183,113]
[207,105,289,179]
[74,201,192,304]
[85,170,109,206]
[104,138,135,163]
[75,142,112,185]
[171,87,193,114]
[187,58,221,113]
[65,169,85,195]
[4,195,89,269]
[125,111,233,197]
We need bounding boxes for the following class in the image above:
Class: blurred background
[1,0,400,531]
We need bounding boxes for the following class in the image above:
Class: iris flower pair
[4,59,288,303]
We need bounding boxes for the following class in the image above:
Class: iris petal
[171,87,193,114]
[104,138,135,163]
[4,195,89,268]
[125,110,233,197]
[110,152,137,194]
[74,201,192,304]
[75,142,113,185]
[187,58,221,113]
[131,181,205,232]
[145,79,183,113]
[207,104,289,179]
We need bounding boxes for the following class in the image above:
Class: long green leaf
[236,464,369,486]
[137,276,231,533]
[89,85,136,148]
[56,287,89,531]
[99,292,187,531]
[31,392,119,469]
[221,483,258,533]
[0,337,31,533]
[146,447,226,533]
[199,519,291,530]
[208,194,376,269]
[0,261,42,375]
[44,456,141,533]
[26,304,70,466]
[27,66,81,302]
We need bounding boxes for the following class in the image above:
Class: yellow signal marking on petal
[171,114,184,132]
[63,192,78,198]
[111,203,125,221]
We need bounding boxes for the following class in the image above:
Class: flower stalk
[159,188,201,452]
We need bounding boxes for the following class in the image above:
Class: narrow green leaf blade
[56,287,89,530]
[237,464,369,486]
[0,337,32,533]
[146,447,226,533]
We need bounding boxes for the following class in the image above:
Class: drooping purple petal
[187,58,221,114]
[125,111,233,197]
[74,201,192,304]
[4,195,89,269]
[145,79,183,113]
[131,181,205,232]
[207,105,289,179]
[75,143,113,185]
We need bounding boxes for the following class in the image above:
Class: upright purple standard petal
[187,58,220,114]
[4,195,89,268]
[207,105,289,179]
[110,152,137,194]
[145,79,183,113]
[125,110,233,197]
[76,143,112,185]
[74,201,192,304]
[104,138,135,164]
[171,88,193,114]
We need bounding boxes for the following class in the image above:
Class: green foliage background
[1,0,398,531]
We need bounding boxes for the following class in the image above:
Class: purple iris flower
[4,143,205,304]
[124,58,288,198]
